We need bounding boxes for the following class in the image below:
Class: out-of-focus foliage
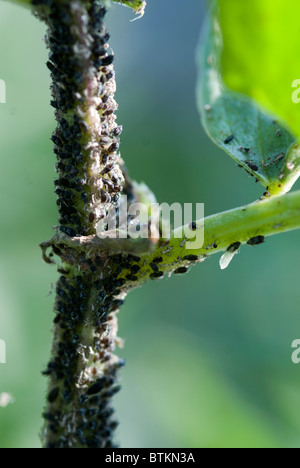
[198,0,300,195]
[4,0,30,6]
[219,0,300,137]
[0,0,300,448]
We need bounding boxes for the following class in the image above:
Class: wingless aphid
[245,160,259,172]
[224,135,234,144]
[247,236,265,246]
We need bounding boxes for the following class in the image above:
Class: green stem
[175,189,300,257]
[4,0,31,6]
[44,190,300,285]
[118,190,300,283]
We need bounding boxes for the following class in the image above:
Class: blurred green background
[0,0,300,448]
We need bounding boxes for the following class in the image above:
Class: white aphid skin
[219,250,236,270]
[219,242,241,270]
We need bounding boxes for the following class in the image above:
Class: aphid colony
[223,134,262,175]
[43,270,126,449]
[146,250,203,280]
[41,241,150,448]
[32,0,128,448]
[35,0,124,238]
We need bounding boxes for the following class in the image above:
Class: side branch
[43,190,300,288]
[172,189,300,257]
[136,189,300,280]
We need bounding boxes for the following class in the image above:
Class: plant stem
[43,190,300,289]
[137,189,300,279]
[33,0,130,449]
[29,0,300,448]
[99,189,300,283]
[172,189,300,255]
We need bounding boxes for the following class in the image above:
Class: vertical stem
[33,0,127,448]
[43,270,127,448]
[36,0,123,238]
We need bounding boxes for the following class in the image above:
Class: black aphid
[101,55,114,67]
[245,160,259,172]
[183,255,198,262]
[150,262,159,273]
[125,274,138,282]
[152,256,163,264]
[224,135,234,144]
[149,272,164,280]
[86,381,104,396]
[247,236,265,246]
[130,265,141,274]
[48,387,60,404]
[174,267,189,275]
[227,242,241,253]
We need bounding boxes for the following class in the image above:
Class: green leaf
[197,0,300,195]
[4,0,31,6]
[113,0,146,17]
[219,0,300,137]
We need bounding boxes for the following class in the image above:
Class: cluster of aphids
[33,0,124,237]
[43,272,126,448]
